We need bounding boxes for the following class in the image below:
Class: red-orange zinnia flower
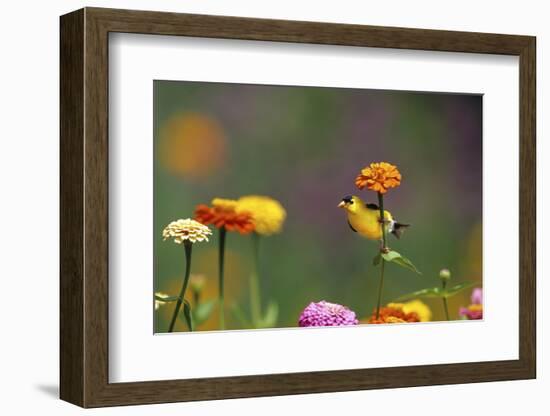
[366,306,420,324]
[194,198,255,235]
[355,162,402,194]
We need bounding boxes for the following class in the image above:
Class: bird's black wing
[365,203,379,210]
[391,222,410,239]
[348,221,357,232]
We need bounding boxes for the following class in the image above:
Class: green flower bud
[189,274,206,294]
[439,268,451,281]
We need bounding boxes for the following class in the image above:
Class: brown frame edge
[60,7,536,408]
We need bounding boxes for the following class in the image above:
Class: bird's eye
[342,195,353,204]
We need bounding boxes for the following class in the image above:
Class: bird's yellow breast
[347,209,392,241]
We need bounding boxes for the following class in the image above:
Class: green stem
[218,227,227,330]
[375,192,387,320]
[375,258,385,319]
[442,280,450,321]
[183,302,194,331]
[249,232,262,326]
[168,241,193,332]
[378,192,387,249]
[443,297,450,321]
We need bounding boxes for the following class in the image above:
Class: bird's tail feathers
[391,222,410,239]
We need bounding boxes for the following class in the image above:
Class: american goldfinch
[338,195,409,241]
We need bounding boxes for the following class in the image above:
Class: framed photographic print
[60,7,536,408]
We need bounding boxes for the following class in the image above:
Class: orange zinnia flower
[194,198,255,235]
[365,306,420,324]
[355,162,402,194]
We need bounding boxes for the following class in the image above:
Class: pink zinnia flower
[459,287,483,320]
[299,300,359,327]
[470,287,483,305]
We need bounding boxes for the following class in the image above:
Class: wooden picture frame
[60,7,536,408]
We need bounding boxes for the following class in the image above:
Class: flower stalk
[168,241,193,332]
[375,256,386,320]
[235,196,285,329]
[442,291,450,321]
[194,198,259,330]
[249,232,262,326]
[440,269,451,321]
[218,227,227,330]
[353,162,420,319]
[375,191,387,320]
[162,218,210,332]
[193,287,200,307]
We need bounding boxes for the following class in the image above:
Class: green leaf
[182,300,193,331]
[392,255,422,275]
[381,250,401,262]
[395,281,477,302]
[155,295,179,303]
[258,301,279,328]
[192,299,216,326]
[381,250,422,275]
[443,281,477,298]
[231,303,252,328]
[395,287,444,301]
[373,253,382,266]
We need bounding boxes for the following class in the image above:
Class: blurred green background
[154,80,482,332]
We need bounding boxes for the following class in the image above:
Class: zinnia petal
[235,195,286,236]
[366,305,420,324]
[194,198,256,234]
[162,218,212,244]
[298,301,358,327]
[355,162,402,193]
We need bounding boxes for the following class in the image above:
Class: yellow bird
[338,195,409,242]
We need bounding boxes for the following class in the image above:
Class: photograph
[51,3,538,410]
[153,80,483,333]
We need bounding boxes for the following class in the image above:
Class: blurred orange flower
[194,198,255,234]
[365,306,420,324]
[159,113,227,179]
[355,162,401,194]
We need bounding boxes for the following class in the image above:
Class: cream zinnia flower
[162,218,212,244]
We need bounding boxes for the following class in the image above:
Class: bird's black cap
[342,195,353,203]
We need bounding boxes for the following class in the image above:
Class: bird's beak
[338,201,346,208]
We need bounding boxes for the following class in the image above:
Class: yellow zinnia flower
[236,195,286,236]
[388,300,432,322]
[355,162,401,194]
[211,197,238,211]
